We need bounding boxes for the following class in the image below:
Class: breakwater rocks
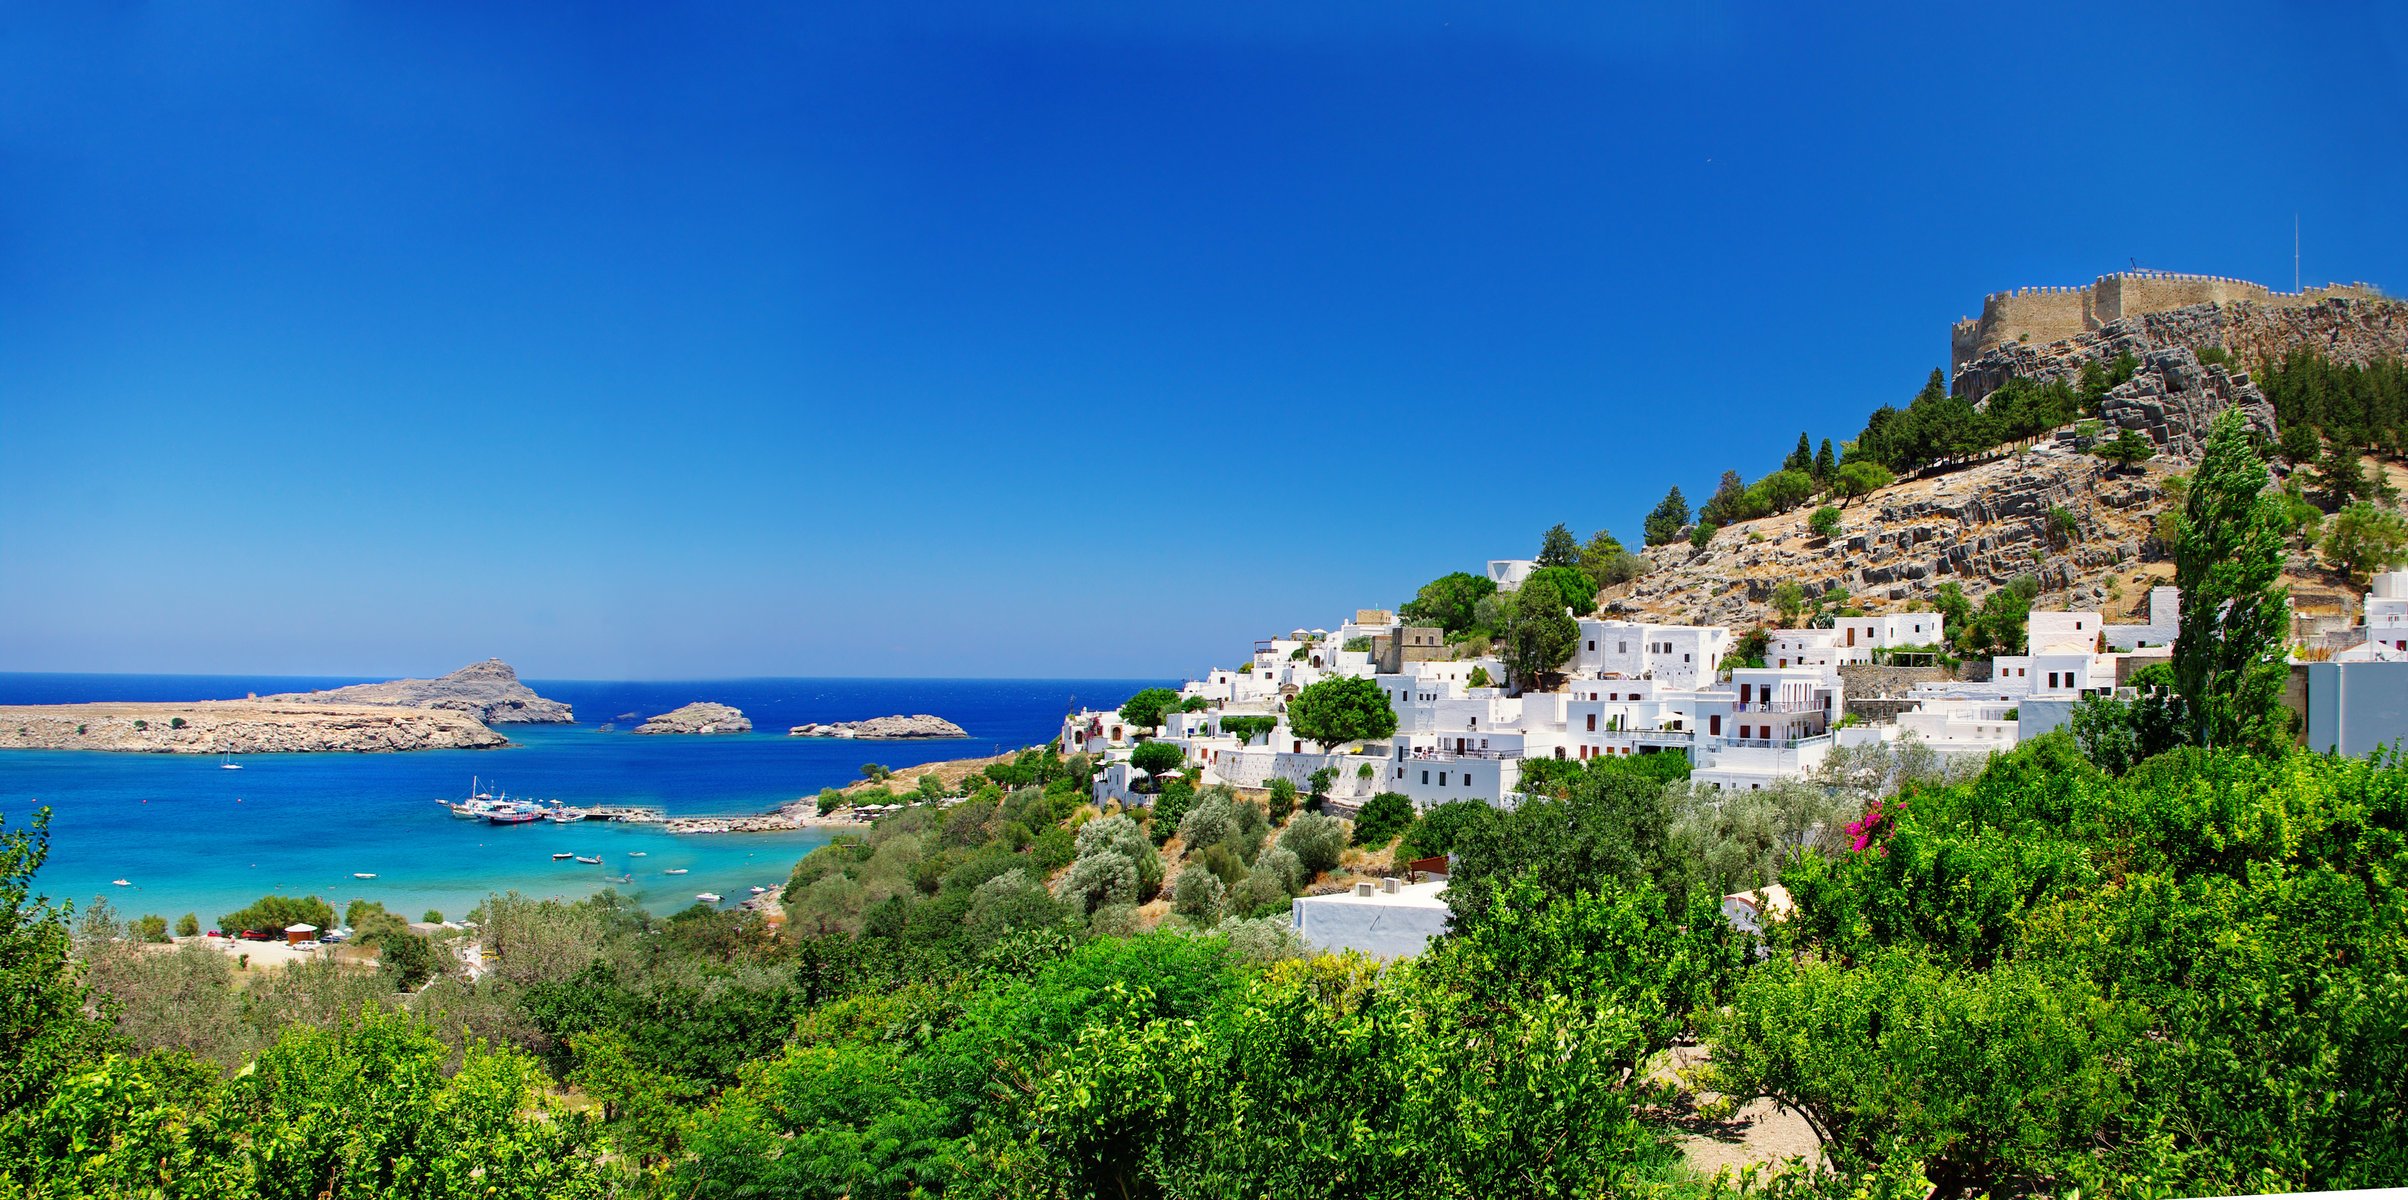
[266,659,573,724]
[635,702,752,735]
[0,701,508,753]
[787,714,968,739]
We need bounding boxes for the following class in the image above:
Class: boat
[627,851,647,857]
[111,879,131,887]
[219,754,242,770]
[748,886,768,895]
[695,893,722,904]
[546,808,585,824]
[486,809,545,825]
[664,868,689,876]
[352,872,376,879]
[551,852,575,861]
[574,855,603,865]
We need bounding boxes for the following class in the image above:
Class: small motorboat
[352,872,376,880]
[574,855,602,865]
[111,879,132,887]
[546,809,585,824]
[748,886,768,895]
[695,892,723,904]
[627,851,647,857]
[664,868,689,876]
[551,852,575,861]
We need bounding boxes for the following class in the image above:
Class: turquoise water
[0,675,1163,924]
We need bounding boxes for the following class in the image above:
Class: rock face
[635,702,752,735]
[0,701,508,753]
[267,659,573,724]
[2095,346,2278,460]
[788,714,969,739]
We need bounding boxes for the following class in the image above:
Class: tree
[1772,581,1808,627]
[2321,501,2408,584]
[1642,486,1690,546]
[2313,439,2373,509]
[2092,427,2155,471]
[1350,792,1417,848]
[1536,523,1580,567]
[217,894,337,938]
[1833,460,1893,505]
[1689,521,1718,550]
[2172,409,2292,751]
[1809,505,1843,540]
[1523,564,1598,616]
[1814,438,1837,481]
[1398,571,1497,636]
[1784,432,1813,474]
[1580,529,1643,590]
[1265,776,1297,823]
[1218,715,1276,745]
[174,912,199,938]
[1129,740,1185,785]
[1276,811,1346,876]
[379,931,439,989]
[1464,665,1492,689]
[1501,575,1580,692]
[1117,688,1183,732]
[1285,676,1398,753]
[1699,470,1747,525]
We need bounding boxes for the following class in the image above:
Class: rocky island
[264,658,573,724]
[0,700,507,754]
[635,702,752,735]
[787,714,968,739]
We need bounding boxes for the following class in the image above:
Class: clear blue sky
[3,3,2403,679]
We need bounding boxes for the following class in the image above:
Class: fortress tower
[1950,271,2384,377]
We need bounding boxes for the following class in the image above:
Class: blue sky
[3,3,2403,679]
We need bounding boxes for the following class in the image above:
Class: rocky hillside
[789,714,969,739]
[265,658,572,724]
[635,702,751,735]
[0,701,508,753]
[1953,293,2408,405]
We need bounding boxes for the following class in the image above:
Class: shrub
[1351,792,1417,848]
[1171,867,1225,924]
[168,717,187,730]
[1279,812,1346,877]
[132,719,147,731]
[217,894,335,938]
[378,931,438,989]
[816,787,845,816]
[1397,800,1495,862]
[1030,825,1077,871]
[1265,777,1297,823]
[421,910,443,924]
[1055,852,1140,913]
[1071,814,1162,897]
[131,914,169,943]
[859,763,891,782]
[1810,505,1843,539]
[1690,522,1719,549]
[174,912,199,938]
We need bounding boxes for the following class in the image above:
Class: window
[1619,641,1628,653]
[1421,770,1429,785]
[1439,772,1448,786]
[1588,640,1597,651]
[1586,713,1597,731]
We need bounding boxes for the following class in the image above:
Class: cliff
[1953,292,2408,407]
[264,659,572,724]
[635,702,751,735]
[0,701,508,753]
[788,714,968,739]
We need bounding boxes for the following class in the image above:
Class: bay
[0,674,1164,925]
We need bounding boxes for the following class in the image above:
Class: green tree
[1699,470,1747,525]
[1834,460,1894,505]
[2321,501,2408,584]
[1688,520,1718,550]
[1117,687,1184,732]
[1217,715,1276,745]
[1772,581,1808,627]
[1398,571,1497,636]
[174,912,199,938]
[1642,486,1690,546]
[1264,776,1297,824]
[1580,529,1644,590]
[2313,439,2373,509]
[2092,427,2155,471]
[1350,792,1417,848]
[1523,563,1598,616]
[1464,665,1492,689]
[1276,811,1347,876]
[1285,676,1398,753]
[1128,740,1185,787]
[1536,523,1580,567]
[2172,410,2292,751]
[217,894,337,939]
[1814,437,1837,481]
[1784,431,1814,473]
[1809,505,1843,540]
[1501,575,1580,692]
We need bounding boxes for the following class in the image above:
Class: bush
[217,894,336,938]
[168,717,186,730]
[1030,825,1076,871]
[1279,812,1347,877]
[1810,505,1843,539]
[131,914,169,943]
[859,763,891,782]
[1265,777,1297,823]
[1690,522,1719,549]
[816,787,845,816]
[1351,792,1417,848]
[378,931,438,990]
[174,912,200,938]
[1171,867,1225,924]
[421,910,443,924]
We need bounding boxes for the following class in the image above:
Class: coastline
[645,750,1018,834]
[0,700,508,754]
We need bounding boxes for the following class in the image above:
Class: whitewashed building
[1830,613,1944,664]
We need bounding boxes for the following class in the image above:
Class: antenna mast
[2294,213,2300,291]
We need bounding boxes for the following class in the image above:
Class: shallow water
[0,674,1163,925]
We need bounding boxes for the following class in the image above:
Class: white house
[1571,620,1729,690]
[2105,587,2181,651]
[1487,559,1537,591]
[1830,613,1944,664]
[1292,878,1451,959]
[1893,696,2021,761]
[1768,627,1844,670]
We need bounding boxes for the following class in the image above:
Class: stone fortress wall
[1950,271,2384,376]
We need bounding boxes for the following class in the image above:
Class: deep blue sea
[0,675,1165,926]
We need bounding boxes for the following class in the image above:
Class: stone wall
[1950,272,2385,377]
[1837,664,1947,699]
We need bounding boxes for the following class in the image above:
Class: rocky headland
[787,714,968,739]
[0,701,507,754]
[265,659,573,724]
[635,702,752,735]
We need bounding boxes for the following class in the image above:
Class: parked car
[236,929,275,942]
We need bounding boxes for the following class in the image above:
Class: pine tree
[1536,523,1581,567]
[1642,487,1690,547]
[2172,410,2292,751]
[1784,432,1813,474]
[1813,438,1836,482]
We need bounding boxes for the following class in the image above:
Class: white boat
[664,868,689,876]
[219,754,242,770]
[352,872,376,880]
[627,851,647,857]
[111,879,131,887]
[574,855,602,865]
[748,886,768,895]
[551,852,575,861]
[695,892,722,904]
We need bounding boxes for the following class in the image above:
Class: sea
[0,675,1167,927]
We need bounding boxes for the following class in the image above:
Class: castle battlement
[1950,271,2385,375]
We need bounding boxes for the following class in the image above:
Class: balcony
[1400,746,1525,762]
[1734,700,1825,713]
[1714,732,1836,752]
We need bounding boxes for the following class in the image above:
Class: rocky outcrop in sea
[636,702,752,735]
[267,659,573,724]
[787,714,968,739]
[0,701,508,753]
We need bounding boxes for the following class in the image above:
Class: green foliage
[1643,485,1690,546]
[1536,522,1580,566]
[1580,528,1647,589]
[1814,437,1837,481]
[1395,799,1493,862]
[1128,739,1184,780]
[1217,714,1276,744]
[2093,426,2155,469]
[1501,573,1581,691]
[1396,570,1496,636]
[1349,792,1416,848]
[1464,665,1491,689]
[1276,811,1346,877]
[1833,458,1894,505]
[1455,753,1693,924]
[1772,580,1807,626]
[2045,503,2081,547]
[378,932,439,990]
[1809,504,1842,539]
[167,716,186,730]
[2173,410,2293,751]
[1284,675,1397,752]
[1688,520,1718,549]
[1523,562,1598,616]
[131,913,169,943]
[2258,347,2408,460]
[1264,776,1296,823]
[2322,500,2408,583]
[1115,687,1183,732]
[217,894,337,938]
[174,912,199,938]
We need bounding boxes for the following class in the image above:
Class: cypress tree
[1813,438,1836,481]
[1784,432,1813,474]
[2171,410,2292,751]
